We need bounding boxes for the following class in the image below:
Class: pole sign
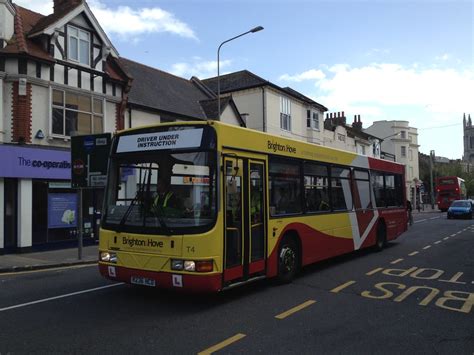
[71,133,111,188]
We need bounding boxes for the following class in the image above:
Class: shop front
[0,145,102,253]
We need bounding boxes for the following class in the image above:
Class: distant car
[447,200,473,219]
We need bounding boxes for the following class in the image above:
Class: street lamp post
[217,26,264,120]
[430,150,435,210]
[377,132,400,160]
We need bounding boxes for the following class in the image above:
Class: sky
[19,0,474,159]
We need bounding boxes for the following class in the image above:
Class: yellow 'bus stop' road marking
[366,267,383,276]
[275,300,316,320]
[198,333,246,355]
[390,258,404,265]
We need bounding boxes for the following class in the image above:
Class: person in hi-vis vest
[152,176,183,217]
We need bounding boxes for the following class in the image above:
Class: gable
[28,1,118,58]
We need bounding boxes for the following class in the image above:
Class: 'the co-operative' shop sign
[116,129,203,153]
[0,145,70,179]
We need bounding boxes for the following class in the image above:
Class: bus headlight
[100,252,117,263]
[171,259,184,270]
[184,260,196,271]
[171,259,213,272]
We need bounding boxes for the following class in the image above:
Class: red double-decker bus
[436,176,467,211]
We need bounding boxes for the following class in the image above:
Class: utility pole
[430,150,435,210]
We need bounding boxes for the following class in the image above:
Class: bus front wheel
[277,236,299,284]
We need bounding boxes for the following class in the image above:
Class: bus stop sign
[71,133,111,188]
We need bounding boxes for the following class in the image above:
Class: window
[306,111,320,130]
[52,89,103,137]
[312,112,319,130]
[400,130,406,139]
[280,97,291,131]
[401,146,406,157]
[304,163,329,212]
[371,172,385,207]
[361,145,366,155]
[68,25,90,66]
[371,171,404,208]
[269,158,301,215]
[331,167,352,210]
[354,170,372,210]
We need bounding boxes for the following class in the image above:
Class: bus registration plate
[131,276,156,287]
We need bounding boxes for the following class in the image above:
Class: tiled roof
[28,1,83,36]
[199,96,231,120]
[0,5,54,62]
[120,58,214,120]
[282,87,328,112]
[203,70,328,111]
[202,70,269,94]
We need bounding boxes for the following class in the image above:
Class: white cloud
[14,0,197,40]
[170,59,231,78]
[315,63,474,115]
[292,63,474,158]
[14,0,53,15]
[279,69,325,82]
[435,53,451,61]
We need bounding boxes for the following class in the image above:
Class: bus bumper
[98,263,222,292]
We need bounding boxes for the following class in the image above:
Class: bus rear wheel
[277,237,299,284]
[375,222,387,252]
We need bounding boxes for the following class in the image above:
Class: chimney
[352,114,363,130]
[54,0,82,14]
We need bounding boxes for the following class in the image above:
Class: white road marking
[434,241,442,244]
[450,234,456,237]
[443,237,449,240]
[429,217,439,220]
[422,245,431,250]
[408,251,419,256]
[414,219,427,224]
[0,283,123,312]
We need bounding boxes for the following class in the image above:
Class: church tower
[463,113,474,162]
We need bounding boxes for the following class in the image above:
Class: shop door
[223,156,266,284]
[4,178,18,250]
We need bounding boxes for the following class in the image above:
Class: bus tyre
[277,237,299,284]
[375,222,386,252]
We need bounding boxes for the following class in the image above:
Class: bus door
[223,156,266,284]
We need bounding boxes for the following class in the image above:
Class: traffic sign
[71,133,111,188]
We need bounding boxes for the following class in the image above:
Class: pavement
[0,244,98,274]
[0,204,442,274]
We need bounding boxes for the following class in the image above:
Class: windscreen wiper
[119,167,149,227]
[153,201,173,236]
